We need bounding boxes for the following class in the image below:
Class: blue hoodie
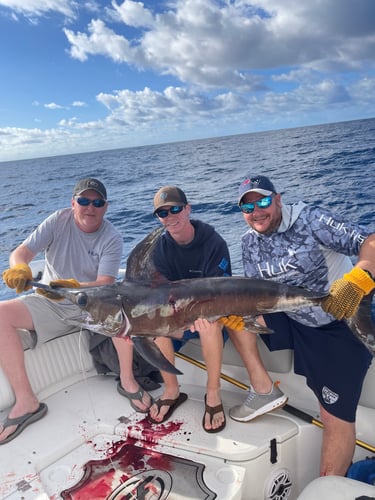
[153,219,232,281]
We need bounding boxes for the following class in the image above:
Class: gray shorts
[19,294,88,344]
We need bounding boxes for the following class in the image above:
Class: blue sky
[0,0,374,162]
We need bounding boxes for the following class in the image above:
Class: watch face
[364,269,374,280]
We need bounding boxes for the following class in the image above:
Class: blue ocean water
[0,117,374,301]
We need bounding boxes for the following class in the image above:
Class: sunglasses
[76,197,106,208]
[240,195,273,214]
[155,205,184,218]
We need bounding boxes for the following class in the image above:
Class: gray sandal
[0,403,48,445]
[117,382,153,413]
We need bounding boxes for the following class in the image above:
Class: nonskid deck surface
[0,375,299,499]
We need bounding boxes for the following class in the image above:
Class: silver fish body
[54,276,328,338]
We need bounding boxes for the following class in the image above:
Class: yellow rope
[176,351,375,454]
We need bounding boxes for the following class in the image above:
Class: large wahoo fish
[37,228,375,371]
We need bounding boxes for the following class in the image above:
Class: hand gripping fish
[31,227,375,373]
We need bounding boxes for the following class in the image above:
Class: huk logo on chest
[257,259,297,278]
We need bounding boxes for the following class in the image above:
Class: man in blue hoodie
[148,186,233,433]
[229,174,375,477]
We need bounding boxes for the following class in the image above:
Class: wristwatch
[363,269,374,280]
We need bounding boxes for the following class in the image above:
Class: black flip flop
[148,393,188,424]
[0,402,48,445]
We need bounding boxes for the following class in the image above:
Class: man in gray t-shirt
[0,178,151,445]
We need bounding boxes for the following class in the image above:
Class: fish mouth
[70,290,130,338]
[31,284,130,339]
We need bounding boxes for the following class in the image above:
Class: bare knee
[0,299,34,331]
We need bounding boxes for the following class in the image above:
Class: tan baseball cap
[153,186,188,214]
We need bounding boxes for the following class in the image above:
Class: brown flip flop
[148,393,188,424]
[202,395,226,433]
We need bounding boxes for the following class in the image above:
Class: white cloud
[44,102,66,109]
[111,0,154,28]
[64,19,132,62]
[63,0,375,89]
[59,117,78,126]
[97,86,248,126]
[0,0,78,19]
[0,126,70,148]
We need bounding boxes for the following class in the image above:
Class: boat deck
[1,328,374,499]
[0,360,323,499]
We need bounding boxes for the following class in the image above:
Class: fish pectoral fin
[131,336,183,375]
[243,316,274,334]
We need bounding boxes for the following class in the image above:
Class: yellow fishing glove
[36,278,81,300]
[218,315,245,331]
[322,268,375,320]
[2,263,33,293]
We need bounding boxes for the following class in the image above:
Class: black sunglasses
[76,197,106,208]
[155,205,184,218]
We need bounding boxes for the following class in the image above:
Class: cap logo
[160,192,168,201]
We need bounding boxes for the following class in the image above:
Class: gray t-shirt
[23,208,123,283]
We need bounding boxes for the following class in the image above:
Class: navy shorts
[261,313,372,422]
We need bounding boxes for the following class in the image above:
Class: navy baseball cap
[238,175,276,205]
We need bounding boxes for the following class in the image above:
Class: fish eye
[77,292,88,307]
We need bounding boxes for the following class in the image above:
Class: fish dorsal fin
[125,227,168,284]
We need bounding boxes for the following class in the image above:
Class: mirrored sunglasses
[76,197,106,208]
[240,195,273,214]
[155,205,184,218]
